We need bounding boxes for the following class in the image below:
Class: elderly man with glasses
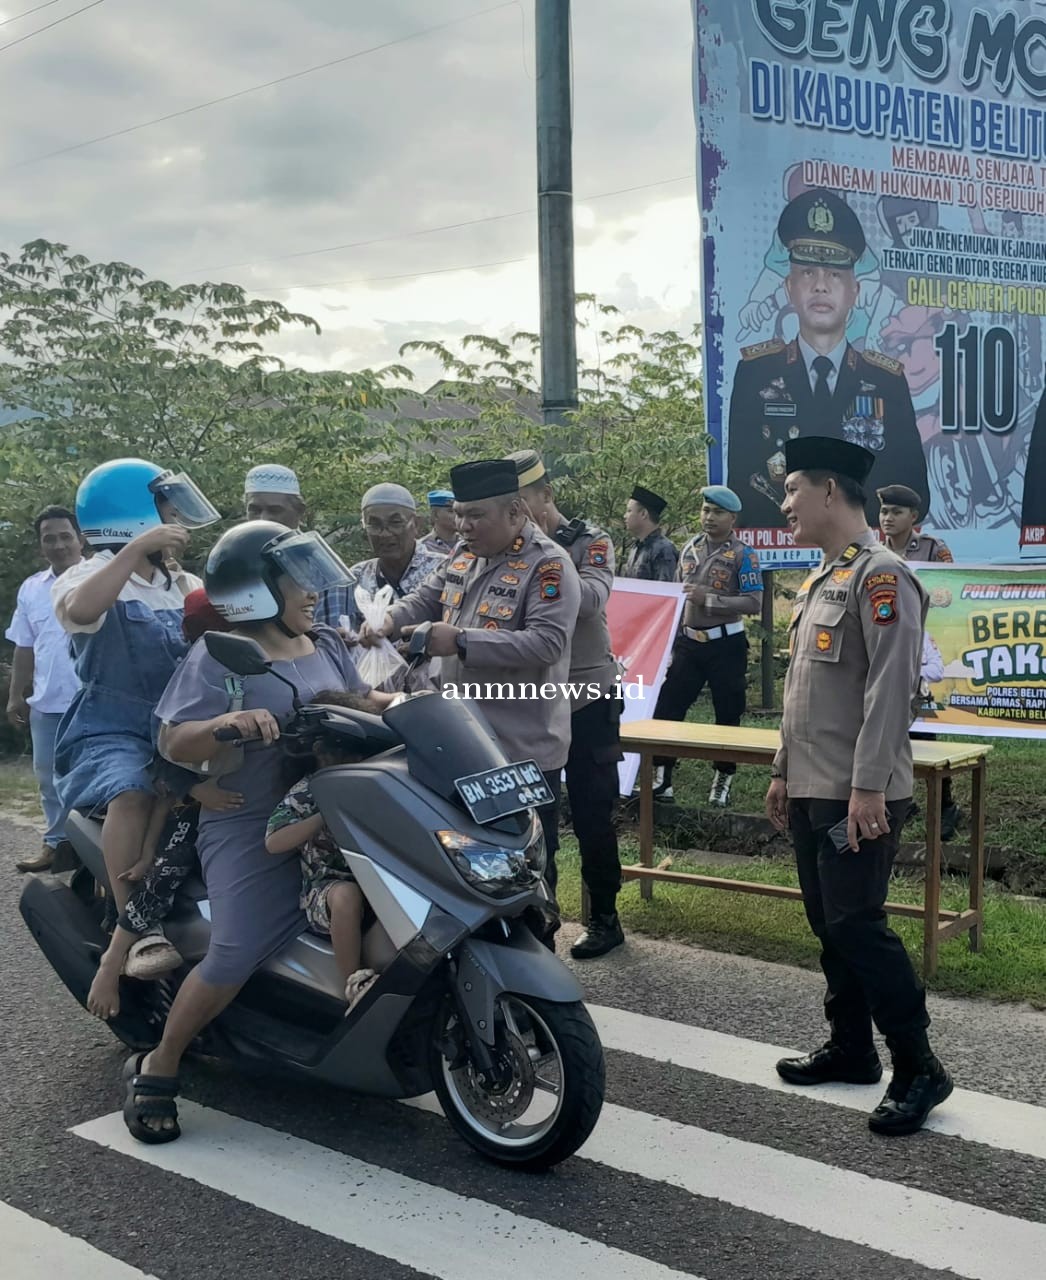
[313,483,446,632]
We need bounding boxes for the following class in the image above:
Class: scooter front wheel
[430,994,605,1171]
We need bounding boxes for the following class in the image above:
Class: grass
[556,837,1046,1006]
[0,757,43,821]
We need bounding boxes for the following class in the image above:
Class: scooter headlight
[437,825,546,898]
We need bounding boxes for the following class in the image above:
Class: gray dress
[154,626,368,986]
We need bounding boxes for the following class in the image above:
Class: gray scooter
[20,624,605,1170]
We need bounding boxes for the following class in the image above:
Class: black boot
[868,1032,953,1136]
[776,1035,882,1086]
[570,913,625,960]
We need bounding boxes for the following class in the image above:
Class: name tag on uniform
[765,403,797,418]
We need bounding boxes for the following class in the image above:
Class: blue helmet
[76,458,219,547]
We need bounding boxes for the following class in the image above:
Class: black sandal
[122,1053,181,1145]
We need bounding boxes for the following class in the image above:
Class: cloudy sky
[0,0,699,385]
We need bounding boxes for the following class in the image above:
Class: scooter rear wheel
[431,994,605,1171]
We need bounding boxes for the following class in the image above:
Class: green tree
[0,238,408,600]
[395,298,709,544]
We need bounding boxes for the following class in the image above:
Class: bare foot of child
[87,952,122,1020]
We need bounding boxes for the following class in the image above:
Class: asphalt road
[2,820,1045,1280]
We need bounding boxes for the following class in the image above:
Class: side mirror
[204,631,272,677]
[407,620,433,661]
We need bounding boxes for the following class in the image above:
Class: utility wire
[195,175,695,274]
[0,0,67,28]
[5,1,516,169]
[0,0,104,53]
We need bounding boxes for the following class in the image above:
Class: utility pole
[535,0,578,428]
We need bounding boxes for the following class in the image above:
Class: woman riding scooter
[125,520,394,1143]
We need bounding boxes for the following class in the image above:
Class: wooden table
[621,721,991,977]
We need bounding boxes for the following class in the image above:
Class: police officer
[877,485,953,563]
[767,436,952,1137]
[727,188,928,531]
[369,459,581,901]
[418,489,457,556]
[877,484,960,841]
[621,486,678,580]
[651,485,763,806]
[508,449,625,959]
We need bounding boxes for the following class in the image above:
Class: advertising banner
[912,564,1046,738]
[695,1,1046,568]
[606,578,684,794]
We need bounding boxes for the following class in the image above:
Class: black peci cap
[784,436,875,484]
[778,188,866,269]
[450,460,519,502]
[631,485,667,519]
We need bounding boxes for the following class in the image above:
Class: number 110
[933,322,1017,434]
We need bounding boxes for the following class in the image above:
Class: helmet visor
[149,471,221,528]
[265,530,352,593]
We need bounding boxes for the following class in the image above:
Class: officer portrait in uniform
[727,187,929,530]
[621,485,678,581]
[509,449,626,959]
[1020,390,1046,554]
[649,485,762,808]
[767,436,952,1138]
[368,459,581,914]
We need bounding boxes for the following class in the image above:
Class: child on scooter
[265,690,393,1011]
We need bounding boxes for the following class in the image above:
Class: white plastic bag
[351,584,408,691]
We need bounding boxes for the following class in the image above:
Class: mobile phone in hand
[828,817,852,852]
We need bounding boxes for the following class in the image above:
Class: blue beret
[700,485,742,514]
[427,489,454,506]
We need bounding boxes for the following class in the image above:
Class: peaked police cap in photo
[778,188,866,269]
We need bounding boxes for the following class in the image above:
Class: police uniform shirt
[901,533,953,563]
[417,531,454,557]
[1021,389,1046,539]
[773,531,927,802]
[622,529,679,581]
[554,520,618,711]
[676,532,763,631]
[388,521,581,771]
[727,339,928,530]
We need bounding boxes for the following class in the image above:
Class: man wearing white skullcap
[313,481,446,631]
[243,464,306,529]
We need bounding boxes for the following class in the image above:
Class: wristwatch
[455,629,468,660]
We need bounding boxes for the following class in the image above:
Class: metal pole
[761,568,776,710]
[536,0,578,428]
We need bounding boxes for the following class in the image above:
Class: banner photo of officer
[606,578,684,794]
[694,0,1046,568]
[910,565,1046,739]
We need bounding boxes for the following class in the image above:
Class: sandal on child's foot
[344,968,378,1013]
[122,1053,181,1144]
[124,930,183,979]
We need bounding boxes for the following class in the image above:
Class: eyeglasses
[364,516,410,534]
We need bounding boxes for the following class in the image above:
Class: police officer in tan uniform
[877,484,953,564]
[651,485,763,807]
[878,483,961,839]
[767,436,952,1137]
[370,459,581,902]
[509,450,625,960]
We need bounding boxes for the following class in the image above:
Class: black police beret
[877,484,924,512]
[785,436,875,484]
[778,188,866,268]
[632,485,667,519]
[450,460,519,502]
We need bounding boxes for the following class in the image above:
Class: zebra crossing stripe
[590,1003,1046,1161]
[71,1100,700,1280]
[4,1200,159,1280]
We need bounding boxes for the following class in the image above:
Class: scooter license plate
[454,759,554,824]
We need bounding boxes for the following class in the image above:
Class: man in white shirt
[6,505,85,871]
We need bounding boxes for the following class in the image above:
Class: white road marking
[590,1002,1046,1161]
[71,1101,701,1280]
[2,1200,159,1279]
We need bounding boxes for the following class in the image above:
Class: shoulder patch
[933,541,954,563]
[862,348,904,376]
[537,560,563,574]
[741,338,785,361]
[588,539,609,567]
